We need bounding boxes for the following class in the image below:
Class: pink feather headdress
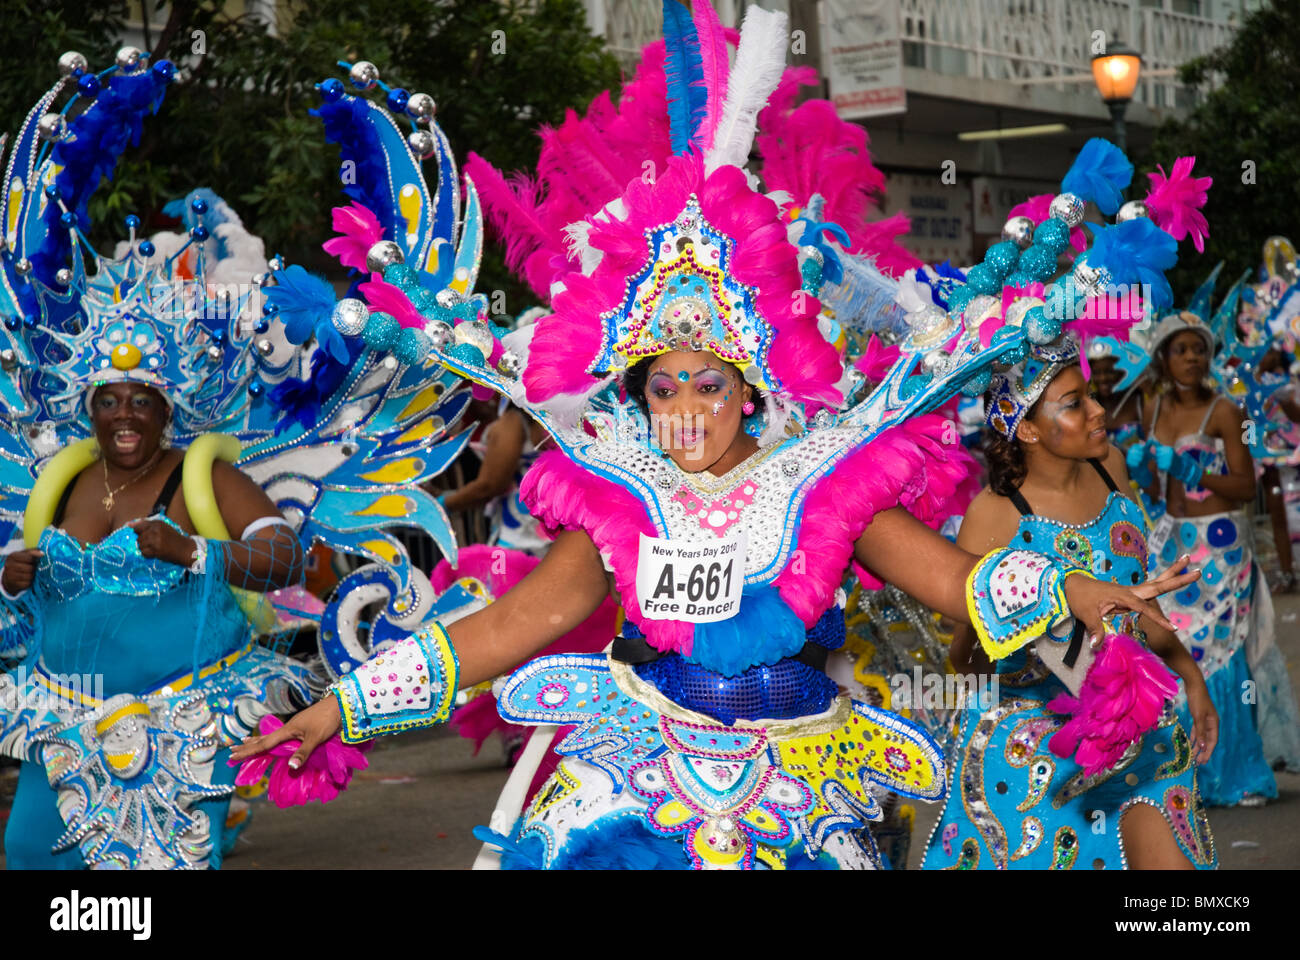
[464,5,916,411]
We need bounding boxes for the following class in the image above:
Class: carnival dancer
[234,4,1204,870]
[0,49,477,869]
[1132,304,1300,803]
[922,350,1218,870]
[1089,336,1151,452]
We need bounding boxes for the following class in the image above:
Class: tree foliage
[0,0,621,310]
[1141,0,1300,299]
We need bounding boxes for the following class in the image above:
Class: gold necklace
[101,450,162,512]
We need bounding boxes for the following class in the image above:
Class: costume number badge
[635,532,747,623]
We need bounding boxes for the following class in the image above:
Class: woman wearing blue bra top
[923,349,1218,869]
[0,381,314,869]
[1130,311,1300,806]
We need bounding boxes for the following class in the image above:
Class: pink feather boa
[522,416,979,656]
[1144,156,1212,253]
[773,414,980,617]
[231,715,372,808]
[1046,633,1179,777]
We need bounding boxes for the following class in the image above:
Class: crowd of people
[2,3,1298,872]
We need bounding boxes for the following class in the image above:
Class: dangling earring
[161,422,175,449]
[742,400,756,416]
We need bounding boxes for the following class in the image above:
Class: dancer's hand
[1062,555,1200,638]
[1187,683,1219,765]
[0,548,43,595]
[129,518,200,567]
[230,696,344,769]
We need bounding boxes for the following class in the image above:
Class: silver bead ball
[452,320,495,358]
[1048,193,1086,228]
[424,319,453,349]
[331,297,370,336]
[14,258,32,277]
[497,350,522,378]
[1116,199,1149,223]
[256,338,275,357]
[434,288,460,309]
[1001,215,1036,250]
[55,267,72,286]
[1072,258,1104,296]
[742,364,763,386]
[349,60,380,90]
[907,303,948,335]
[963,294,999,323]
[406,93,437,121]
[0,349,17,371]
[1004,297,1037,328]
[365,240,404,273]
[407,130,436,159]
[206,344,223,362]
[921,350,949,376]
[251,272,266,287]
[58,51,88,76]
[115,46,143,72]
[267,255,285,272]
[37,113,66,142]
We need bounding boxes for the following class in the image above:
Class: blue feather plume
[1061,138,1133,216]
[264,264,337,343]
[1087,218,1178,310]
[32,68,171,286]
[313,95,393,239]
[662,0,708,155]
[688,583,808,677]
[267,341,361,434]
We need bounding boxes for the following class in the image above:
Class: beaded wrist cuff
[332,621,459,743]
[966,548,1081,660]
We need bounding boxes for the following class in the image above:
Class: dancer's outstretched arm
[231,527,610,766]
[853,506,1198,643]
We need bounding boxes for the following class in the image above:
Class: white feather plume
[704,6,790,175]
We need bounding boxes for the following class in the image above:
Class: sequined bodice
[1013,491,1151,586]
[569,428,862,584]
[38,517,189,603]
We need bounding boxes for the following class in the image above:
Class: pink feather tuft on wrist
[1045,632,1179,777]
[230,714,372,808]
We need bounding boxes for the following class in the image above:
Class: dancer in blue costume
[1,380,309,870]
[923,351,1217,869]
[235,8,1206,870]
[0,47,477,869]
[1132,304,1300,805]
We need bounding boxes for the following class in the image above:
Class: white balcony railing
[900,0,1235,109]
[586,0,1235,113]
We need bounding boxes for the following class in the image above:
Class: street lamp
[1091,40,1142,154]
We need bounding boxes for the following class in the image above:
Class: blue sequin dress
[1,514,317,870]
[922,482,1216,870]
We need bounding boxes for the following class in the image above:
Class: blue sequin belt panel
[624,606,845,725]
[37,520,189,602]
